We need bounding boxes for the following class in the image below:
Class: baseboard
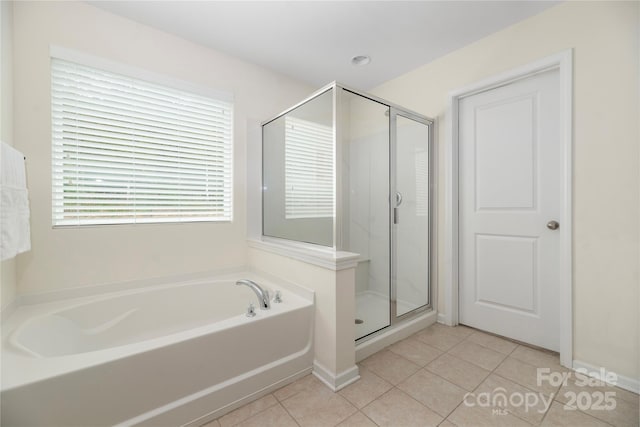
[572,360,639,394]
[312,361,360,392]
[184,367,312,427]
[436,312,449,325]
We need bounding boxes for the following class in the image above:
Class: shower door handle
[393,191,402,224]
[393,191,401,224]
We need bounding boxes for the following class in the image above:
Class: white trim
[436,312,448,325]
[312,361,360,392]
[262,83,335,127]
[443,90,460,327]
[572,360,640,394]
[556,51,574,369]
[431,117,440,323]
[247,238,359,271]
[246,120,263,241]
[333,87,343,250]
[49,45,233,103]
[444,50,573,367]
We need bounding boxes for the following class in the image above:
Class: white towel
[1,141,31,261]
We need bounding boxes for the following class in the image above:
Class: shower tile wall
[349,134,389,299]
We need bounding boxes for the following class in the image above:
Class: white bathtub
[1,271,314,426]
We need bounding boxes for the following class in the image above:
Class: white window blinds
[284,116,334,219]
[51,58,233,226]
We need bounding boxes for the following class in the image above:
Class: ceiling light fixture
[351,55,371,66]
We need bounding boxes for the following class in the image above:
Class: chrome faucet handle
[246,303,256,317]
[273,290,282,303]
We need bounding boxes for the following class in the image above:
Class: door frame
[389,108,435,324]
[443,50,573,367]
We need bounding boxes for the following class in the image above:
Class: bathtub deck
[203,323,640,427]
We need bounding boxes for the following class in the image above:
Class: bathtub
[1,271,314,426]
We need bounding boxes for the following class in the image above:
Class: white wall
[11,1,313,296]
[0,0,16,310]
[371,1,640,379]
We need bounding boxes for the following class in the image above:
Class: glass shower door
[341,89,391,340]
[392,112,431,318]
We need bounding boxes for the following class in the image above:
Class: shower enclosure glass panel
[340,89,391,339]
[261,83,433,342]
[394,114,431,317]
[262,89,334,247]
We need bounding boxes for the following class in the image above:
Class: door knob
[546,220,560,230]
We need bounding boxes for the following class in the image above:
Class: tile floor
[203,323,639,427]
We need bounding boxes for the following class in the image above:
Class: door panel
[475,96,536,210]
[459,69,561,351]
[394,113,431,318]
[475,234,537,313]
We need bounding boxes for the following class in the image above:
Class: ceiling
[89,1,559,91]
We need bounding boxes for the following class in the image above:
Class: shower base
[355,291,420,340]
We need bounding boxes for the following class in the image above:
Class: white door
[459,69,562,351]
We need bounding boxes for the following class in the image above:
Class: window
[51,57,233,226]
[284,116,333,219]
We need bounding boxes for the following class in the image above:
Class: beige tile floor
[203,323,639,427]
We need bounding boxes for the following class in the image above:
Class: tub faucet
[236,280,270,310]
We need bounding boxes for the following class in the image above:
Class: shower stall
[262,83,434,341]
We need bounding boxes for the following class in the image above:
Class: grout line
[422,361,491,393]
[277,401,302,427]
[357,410,380,426]
[542,401,618,427]
[360,386,398,412]
[437,333,538,425]
[390,385,449,422]
[273,374,316,405]
[393,326,555,426]
[381,325,490,422]
[392,333,445,357]
[435,334,502,424]
[467,333,560,427]
[508,353,565,371]
[225,394,282,427]
[537,401,553,426]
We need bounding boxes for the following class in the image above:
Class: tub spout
[236,280,270,310]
